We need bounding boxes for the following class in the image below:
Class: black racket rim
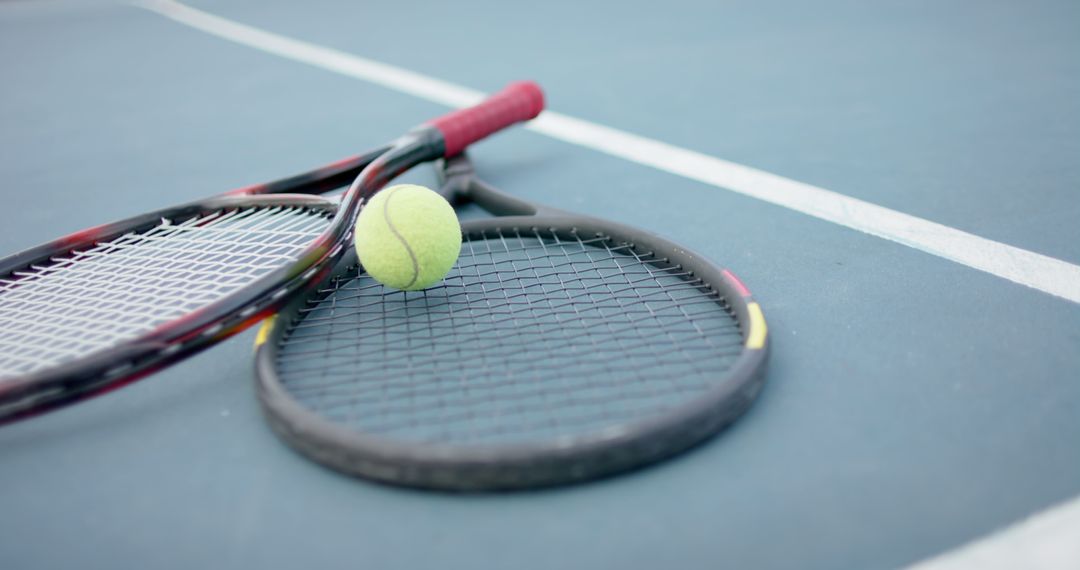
[254,214,769,491]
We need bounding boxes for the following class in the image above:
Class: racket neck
[338,128,445,222]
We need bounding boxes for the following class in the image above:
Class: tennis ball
[353,184,462,291]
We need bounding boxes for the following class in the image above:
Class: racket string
[275,228,744,445]
[506,229,689,430]
[453,230,644,437]
[0,206,331,378]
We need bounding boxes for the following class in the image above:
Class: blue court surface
[1,0,1078,568]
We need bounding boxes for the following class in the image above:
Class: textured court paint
[134,0,1080,305]
[745,303,766,350]
[134,0,483,108]
[527,114,1080,306]
[905,495,1080,570]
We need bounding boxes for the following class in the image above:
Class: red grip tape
[428,81,545,157]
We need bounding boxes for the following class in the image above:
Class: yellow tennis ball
[353,184,462,291]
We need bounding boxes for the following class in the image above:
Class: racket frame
[254,154,769,490]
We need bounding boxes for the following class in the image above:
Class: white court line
[133,0,1080,308]
[905,496,1080,570]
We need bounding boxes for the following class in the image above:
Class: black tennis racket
[0,82,544,424]
[254,153,770,491]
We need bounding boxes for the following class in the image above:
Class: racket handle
[428,81,545,157]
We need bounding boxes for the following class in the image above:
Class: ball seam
[380,187,420,289]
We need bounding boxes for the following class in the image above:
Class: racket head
[0,146,389,422]
[255,155,769,491]
[0,193,342,421]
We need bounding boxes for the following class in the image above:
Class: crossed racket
[0,82,769,490]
